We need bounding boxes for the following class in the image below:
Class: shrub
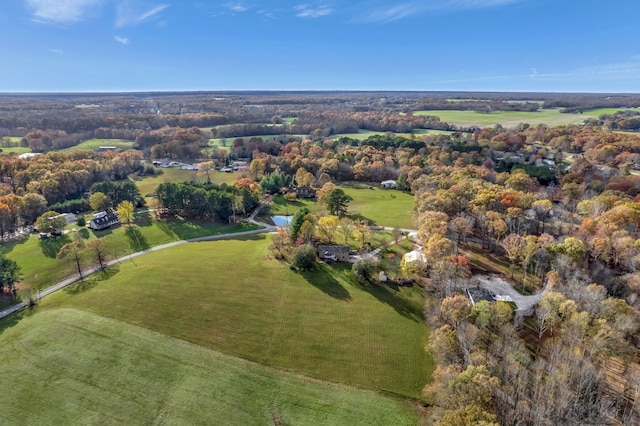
[352,258,379,284]
[290,244,317,271]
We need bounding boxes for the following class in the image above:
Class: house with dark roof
[317,245,350,262]
[296,187,317,199]
[88,210,120,231]
[466,286,495,305]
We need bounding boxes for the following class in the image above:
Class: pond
[271,215,293,226]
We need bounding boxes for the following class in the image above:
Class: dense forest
[1,91,640,424]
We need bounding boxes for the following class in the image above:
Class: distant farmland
[413,108,592,128]
[62,139,135,151]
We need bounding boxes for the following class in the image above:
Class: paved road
[0,220,275,321]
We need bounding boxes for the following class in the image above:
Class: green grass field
[0,146,31,154]
[61,139,135,152]
[582,108,637,116]
[133,167,237,197]
[1,217,259,297]
[0,308,417,425]
[208,134,307,147]
[268,185,415,229]
[41,236,432,397]
[413,108,590,128]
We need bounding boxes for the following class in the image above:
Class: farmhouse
[317,245,350,262]
[381,180,397,189]
[88,210,120,231]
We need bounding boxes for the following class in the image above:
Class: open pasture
[62,139,135,151]
[133,167,237,197]
[0,308,417,425]
[268,185,414,229]
[42,236,432,398]
[1,215,258,297]
[413,108,590,128]
[0,146,31,154]
[582,107,637,116]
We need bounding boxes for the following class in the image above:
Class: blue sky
[1,0,639,92]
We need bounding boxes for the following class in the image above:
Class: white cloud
[116,2,168,27]
[295,4,334,18]
[357,0,523,23]
[225,3,248,13]
[114,35,130,45]
[26,0,103,23]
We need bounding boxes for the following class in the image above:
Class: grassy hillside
[413,108,590,128]
[0,309,417,425]
[43,236,432,397]
[1,218,259,296]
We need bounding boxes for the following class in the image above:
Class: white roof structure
[18,152,42,159]
[403,250,426,265]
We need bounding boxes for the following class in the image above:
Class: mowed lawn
[268,185,415,229]
[43,236,433,397]
[413,108,590,128]
[0,309,417,425]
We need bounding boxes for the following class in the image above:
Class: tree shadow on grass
[125,227,149,251]
[39,234,71,258]
[332,260,422,322]
[359,283,423,322]
[348,212,374,226]
[0,234,28,256]
[300,264,351,301]
[0,310,24,337]
[78,228,90,239]
[134,211,153,227]
[65,265,120,295]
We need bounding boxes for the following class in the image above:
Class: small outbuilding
[380,180,397,189]
[317,245,350,262]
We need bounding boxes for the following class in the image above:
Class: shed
[381,180,397,189]
[317,245,350,262]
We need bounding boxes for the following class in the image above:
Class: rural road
[0,215,276,321]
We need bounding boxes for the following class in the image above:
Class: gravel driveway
[472,275,542,313]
